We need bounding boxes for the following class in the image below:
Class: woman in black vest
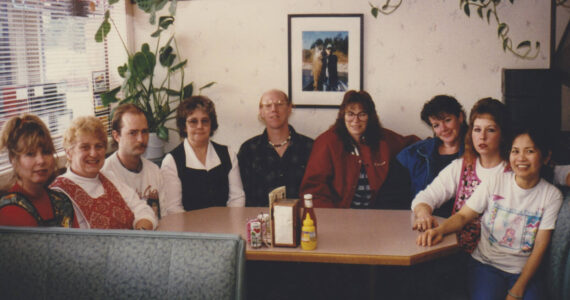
[161,96,245,211]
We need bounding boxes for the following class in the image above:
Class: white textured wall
[130,0,551,152]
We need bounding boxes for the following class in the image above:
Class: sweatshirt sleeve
[112,178,158,229]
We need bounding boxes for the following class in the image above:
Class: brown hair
[110,104,146,148]
[333,90,383,152]
[0,114,57,188]
[463,98,510,164]
[176,96,219,138]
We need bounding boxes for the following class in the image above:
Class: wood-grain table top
[157,207,458,266]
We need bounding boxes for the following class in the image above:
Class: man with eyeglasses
[102,104,178,219]
[238,89,313,207]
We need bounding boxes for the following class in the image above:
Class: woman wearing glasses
[161,96,245,211]
[300,90,419,208]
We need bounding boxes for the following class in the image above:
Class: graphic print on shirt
[487,201,542,253]
[139,185,160,219]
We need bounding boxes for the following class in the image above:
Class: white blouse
[160,139,246,212]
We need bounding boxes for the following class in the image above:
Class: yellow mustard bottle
[301,213,317,250]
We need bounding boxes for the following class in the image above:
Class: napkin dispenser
[271,198,300,247]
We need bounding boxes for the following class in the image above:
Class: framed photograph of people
[288,14,363,108]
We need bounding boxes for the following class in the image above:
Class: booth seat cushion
[548,187,570,300]
[0,227,245,300]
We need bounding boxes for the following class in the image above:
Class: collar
[116,153,142,173]
[183,138,221,171]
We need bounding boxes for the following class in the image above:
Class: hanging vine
[368,0,558,60]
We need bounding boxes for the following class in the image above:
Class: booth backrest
[548,187,570,300]
[0,227,245,300]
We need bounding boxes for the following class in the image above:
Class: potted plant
[94,0,214,158]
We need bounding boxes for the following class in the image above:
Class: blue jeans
[468,257,543,300]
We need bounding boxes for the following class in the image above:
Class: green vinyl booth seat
[0,226,245,300]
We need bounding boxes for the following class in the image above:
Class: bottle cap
[303,194,312,200]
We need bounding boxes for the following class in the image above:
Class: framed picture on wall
[288,14,363,108]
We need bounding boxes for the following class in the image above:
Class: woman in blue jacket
[396,95,467,217]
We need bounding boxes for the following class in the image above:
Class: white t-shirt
[161,139,245,212]
[467,172,563,274]
[102,152,176,218]
[411,157,507,211]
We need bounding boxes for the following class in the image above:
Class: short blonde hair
[64,116,107,151]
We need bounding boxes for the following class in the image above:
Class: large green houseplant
[94,0,213,143]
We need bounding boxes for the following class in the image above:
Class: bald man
[238,89,313,206]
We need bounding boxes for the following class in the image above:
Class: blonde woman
[50,116,156,230]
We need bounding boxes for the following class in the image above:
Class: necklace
[268,135,291,148]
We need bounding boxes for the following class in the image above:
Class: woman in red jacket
[300,90,419,208]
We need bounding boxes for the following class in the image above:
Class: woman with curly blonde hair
[50,115,156,230]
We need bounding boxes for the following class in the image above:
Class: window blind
[0,0,125,174]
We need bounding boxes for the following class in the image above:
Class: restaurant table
[158,207,458,266]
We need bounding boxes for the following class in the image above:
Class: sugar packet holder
[245,213,271,248]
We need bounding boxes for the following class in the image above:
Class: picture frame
[288,14,363,108]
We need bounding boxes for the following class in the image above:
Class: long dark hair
[463,97,510,164]
[333,90,383,152]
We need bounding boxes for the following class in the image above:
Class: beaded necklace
[268,135,291,148]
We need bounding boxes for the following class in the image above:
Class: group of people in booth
[1,89,569,300]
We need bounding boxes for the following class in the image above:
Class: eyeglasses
[187,118,211,128]
[260,100,288,110]
[345,111,368,121]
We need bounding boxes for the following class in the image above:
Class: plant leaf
[159,16,175,30]
[170,60,187,72]
[486,9,492,24]
[516,41,531,49]
[463,3,470,17]
[136,0,153,13]
[118,63,129,78]
[155,0,169,12]
[165,88,182,96]
[183,83,193,98]
[199,81,216,91]
[169,0,177,15]
[157,125,169,141]
[151,28,162,38]
[159,45,175,67]
[132,44,155,80]
[109,0,120,5]
[371,7,379,18]
[498,23,507,37]
[94,18,111,43]
[502,37,510,51]
[101,87,121,106]
[477,7,483,19]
